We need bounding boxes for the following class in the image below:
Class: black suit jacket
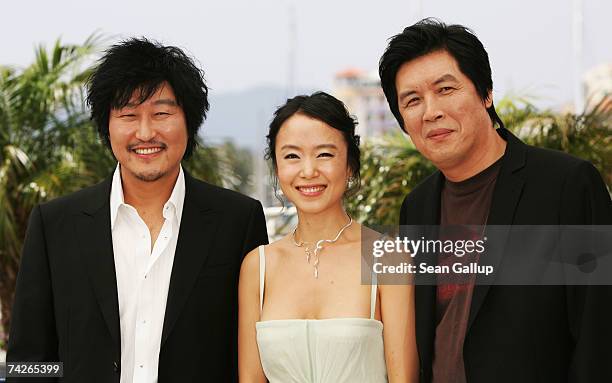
[7,171,269,382]
[400,128,612,383]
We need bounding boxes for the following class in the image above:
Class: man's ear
[484,90,493,108]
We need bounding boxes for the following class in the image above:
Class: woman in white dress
[238,92,418,383]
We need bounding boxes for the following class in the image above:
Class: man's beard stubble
[131,168,168,182]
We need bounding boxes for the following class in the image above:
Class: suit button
[113,361,120,373]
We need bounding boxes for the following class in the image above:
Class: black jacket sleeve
[7,204,59,382]
[241,200,269,259]
[562,161,612,383]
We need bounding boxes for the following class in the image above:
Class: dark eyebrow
[153,99,178,107]
[315,144,338,150]
[123,99,178,108]
[280,144,301,151]
[279,144,338,151]
[433,74,459,85]
[398,73,460,102]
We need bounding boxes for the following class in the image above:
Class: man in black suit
[379,19,612,383]
[7,38,268,382]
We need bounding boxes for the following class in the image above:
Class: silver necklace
[292,216,353,279]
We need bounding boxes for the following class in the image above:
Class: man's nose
[135,117,156,141]
[422,96,444,122]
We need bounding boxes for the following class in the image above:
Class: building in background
[332,68,398,139]
[584,63,612,110]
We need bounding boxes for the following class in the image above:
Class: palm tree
[185,139,256,195]
[345,132,435,226]
[0,36,105,346]
[497,96,611,187]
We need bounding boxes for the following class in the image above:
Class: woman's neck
[294,205,352,244]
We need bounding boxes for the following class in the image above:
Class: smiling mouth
[296,185,326,196]
[133,147,164,155]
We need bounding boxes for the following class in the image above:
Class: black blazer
[7,171,269,382]
[400,128,612,383]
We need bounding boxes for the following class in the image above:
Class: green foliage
[0,35,102,345]
[214,140,255,195]
[182,138,255,194]
[497,97,611,187]
[1,35,101,261]
[345,132,436,226]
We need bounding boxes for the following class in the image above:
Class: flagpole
[572,0,584,113]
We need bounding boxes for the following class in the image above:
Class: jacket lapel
[413,172,444,379]
[161,173,218,345]
[467,128,526,330]
[422,172,444,225]
[75,176,121,347]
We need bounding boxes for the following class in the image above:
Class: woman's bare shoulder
[240,245,263,279]
[261,235,295,261]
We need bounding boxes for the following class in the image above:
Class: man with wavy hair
[8,38,268,382]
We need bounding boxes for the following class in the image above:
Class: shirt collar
[110,164,186,230]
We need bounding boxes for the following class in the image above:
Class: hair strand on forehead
[265,91,362,202]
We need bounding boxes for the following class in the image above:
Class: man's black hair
[87,38,209,159]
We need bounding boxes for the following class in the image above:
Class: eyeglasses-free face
[395,50,494,177]
[109,82,188,184]
[275,113,351,215]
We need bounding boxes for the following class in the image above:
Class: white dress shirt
[110,164,185,383]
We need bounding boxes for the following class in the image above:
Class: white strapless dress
[255,246,388,383]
